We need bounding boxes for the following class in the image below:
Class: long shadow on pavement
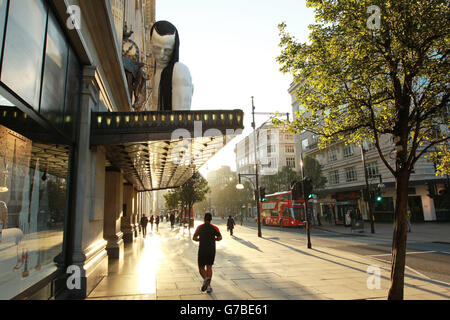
[231,236,262,252]
[263,237,450,299]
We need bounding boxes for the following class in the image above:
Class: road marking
[368,255,450,287]
[404,265,432,280]
[366,251,436,257]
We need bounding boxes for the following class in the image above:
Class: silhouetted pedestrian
[227,216,235,236]
[149,215,154,231]
[170,212,175,229]
[140,215,148,237]
[155,215,160,232]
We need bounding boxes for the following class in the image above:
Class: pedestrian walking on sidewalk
[140,215,149,237]
[149,215,154,231]
[407,207,412,233]
[227,215,235,236]
[193,213,222,294]
[170,212,175,230]
[155,215,160,232]
[345,210,352,227]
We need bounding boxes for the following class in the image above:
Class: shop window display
[0,125,68,300]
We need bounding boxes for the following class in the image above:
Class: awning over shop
[91,110,244,191]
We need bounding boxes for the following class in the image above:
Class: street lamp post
[360,143,375,234]
[299,153,312,249]
[236,97,290,238]
[251,97,263,238]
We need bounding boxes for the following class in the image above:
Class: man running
[193,213,222,293]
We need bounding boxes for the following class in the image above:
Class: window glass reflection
[40,12,68,129]
[1,0,47,110]
[0,0,8,64]
[63,48,81,139]
[0,125,68,300]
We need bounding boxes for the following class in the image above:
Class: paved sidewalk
[86,219,450,300]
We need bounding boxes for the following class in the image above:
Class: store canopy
[91,110,244,191]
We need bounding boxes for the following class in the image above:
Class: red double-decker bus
[180,207,194,227]
[260,191,306,227]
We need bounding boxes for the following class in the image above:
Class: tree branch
[367,97,397,176]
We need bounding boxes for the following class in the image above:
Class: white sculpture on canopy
[149,21,193,111]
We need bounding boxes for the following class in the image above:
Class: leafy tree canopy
[303,155,327,191]
[179,171,210,208]
[275,0,449,177]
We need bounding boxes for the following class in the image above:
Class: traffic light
[259,187,266,202]
[303,177,313,200]
[375,189,382,202]
[290,180,303,200]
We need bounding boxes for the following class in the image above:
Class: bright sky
[156,0,316,175]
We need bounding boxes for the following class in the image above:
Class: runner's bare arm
[193,228,200,242]
[216,234,222,241]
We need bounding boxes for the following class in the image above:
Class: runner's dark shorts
[198,249,215,267]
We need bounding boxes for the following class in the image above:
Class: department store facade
[0,0,243,299]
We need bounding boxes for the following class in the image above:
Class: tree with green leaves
[303,155,327,195]
[163,190,180,211]
[276,0,449,300]
[178,172,210,230]
[260,166,299,194]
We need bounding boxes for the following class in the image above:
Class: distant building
[235,123,296,177]
[234,124,297,218]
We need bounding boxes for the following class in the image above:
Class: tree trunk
[388,169,410,300]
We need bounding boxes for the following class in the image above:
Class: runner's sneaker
[201,277,211,292]
[207,286,212,293]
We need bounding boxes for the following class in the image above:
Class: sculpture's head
[150,21,180,111]
[150,21,179,69]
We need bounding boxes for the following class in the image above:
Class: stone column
[104,167,124,258]
[121,183,134,243]
[62,66,108,299]
[132,188,139,238]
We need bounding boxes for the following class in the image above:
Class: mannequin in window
[149,20,193,111]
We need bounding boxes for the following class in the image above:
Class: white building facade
[235,123,296,176]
